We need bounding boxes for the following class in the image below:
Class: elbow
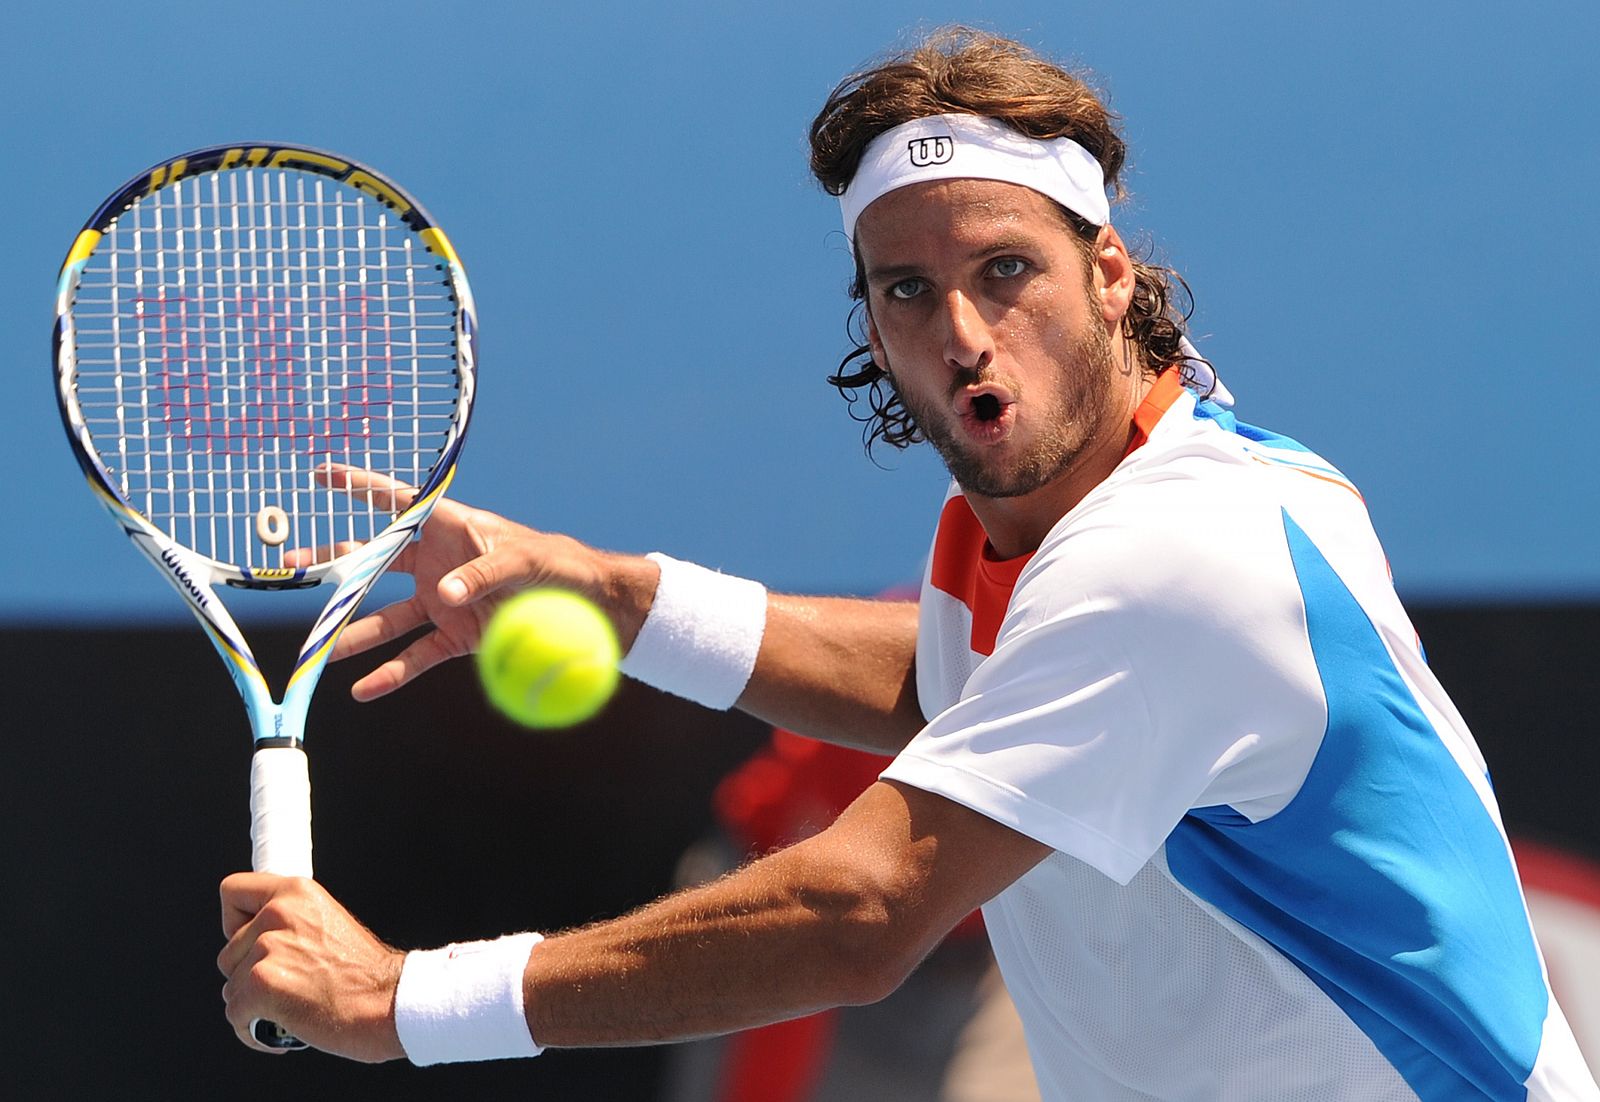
[839,943,920,1007]
[801,857,939,1007]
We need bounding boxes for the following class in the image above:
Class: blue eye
[889,278,926,300]
[990,257,1028,278]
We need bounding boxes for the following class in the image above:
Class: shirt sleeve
[882,485,1330,885]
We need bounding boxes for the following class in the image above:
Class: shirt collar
[1123,368,1187,457]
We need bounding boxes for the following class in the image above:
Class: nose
[942,290,993,374]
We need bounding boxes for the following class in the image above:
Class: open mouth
[954,384,1017,444]
[971,393,1003,422]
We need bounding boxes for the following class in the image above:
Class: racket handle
[248,745,313,1051]
[250,745,313,877]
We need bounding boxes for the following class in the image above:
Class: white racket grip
[250,746,313,878]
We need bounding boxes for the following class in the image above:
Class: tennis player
[218,28,1599,1100]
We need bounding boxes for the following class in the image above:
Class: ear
[864,305,888,370]
[1091,225,1135,327]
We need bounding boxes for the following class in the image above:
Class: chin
[949,460,1061,500]
[940,439,1077,499]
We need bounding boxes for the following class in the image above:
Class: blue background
[7,0,1597,620]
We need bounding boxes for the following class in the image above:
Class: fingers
[317,464,419,513]
[333,599,430,662]
[218,874,302,1054]
[350,631,463,702]
[218,876,306,1053]
[439,543,548,607]
[217,876,316,1053]
[283,540,364,569]
[219,875,315,975]
[220,938,292,1054]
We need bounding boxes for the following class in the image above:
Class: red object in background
[713,1007,838,1102]
[709,732,877,1102]
[1515,839,1600,909]
[715,729,886,854]
[710,722,986,1102]
[714,729,986,943]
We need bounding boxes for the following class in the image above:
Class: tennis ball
[476,588,621,728]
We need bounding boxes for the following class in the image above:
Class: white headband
[839,113,1111,241]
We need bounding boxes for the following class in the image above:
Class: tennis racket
[53,144,477,1050]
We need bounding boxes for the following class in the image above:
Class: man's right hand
[305,466,657,702]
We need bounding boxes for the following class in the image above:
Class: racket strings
[70,167,462,571]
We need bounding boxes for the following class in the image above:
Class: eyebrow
[862,261,926,283]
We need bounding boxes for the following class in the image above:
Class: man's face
[855,179,1120,501]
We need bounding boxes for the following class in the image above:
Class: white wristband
[618,552,767,710]
[394,932,545,1066]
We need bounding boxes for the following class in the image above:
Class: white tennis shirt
[881,373,1598,1101]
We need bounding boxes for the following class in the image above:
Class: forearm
[599,551,923,753]
[522,834,909,1046]
[738,593,922,753]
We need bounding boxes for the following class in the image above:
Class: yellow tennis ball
[476,588,621,728]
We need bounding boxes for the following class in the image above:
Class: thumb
[438,547,532,606]
[220,871,288,937]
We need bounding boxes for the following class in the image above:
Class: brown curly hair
[808,27,1195,451]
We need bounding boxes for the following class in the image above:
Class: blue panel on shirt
[1191,398,1313,456]
[1233,419,1315,452]
[1192,398,1237,431]
[1166,512,1545,1101]
[1189,396,1296,450]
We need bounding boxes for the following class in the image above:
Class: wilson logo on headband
[840,114,1112,240]
[907,136,954,167]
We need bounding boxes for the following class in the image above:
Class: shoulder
[989,418,1335,736]
[1012,451,1297,636]
[1013,394,1379,630]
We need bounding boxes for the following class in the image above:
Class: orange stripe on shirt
[928,496,1031,656]
[1247,454,1365,502]
[1125,368,1187,456]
